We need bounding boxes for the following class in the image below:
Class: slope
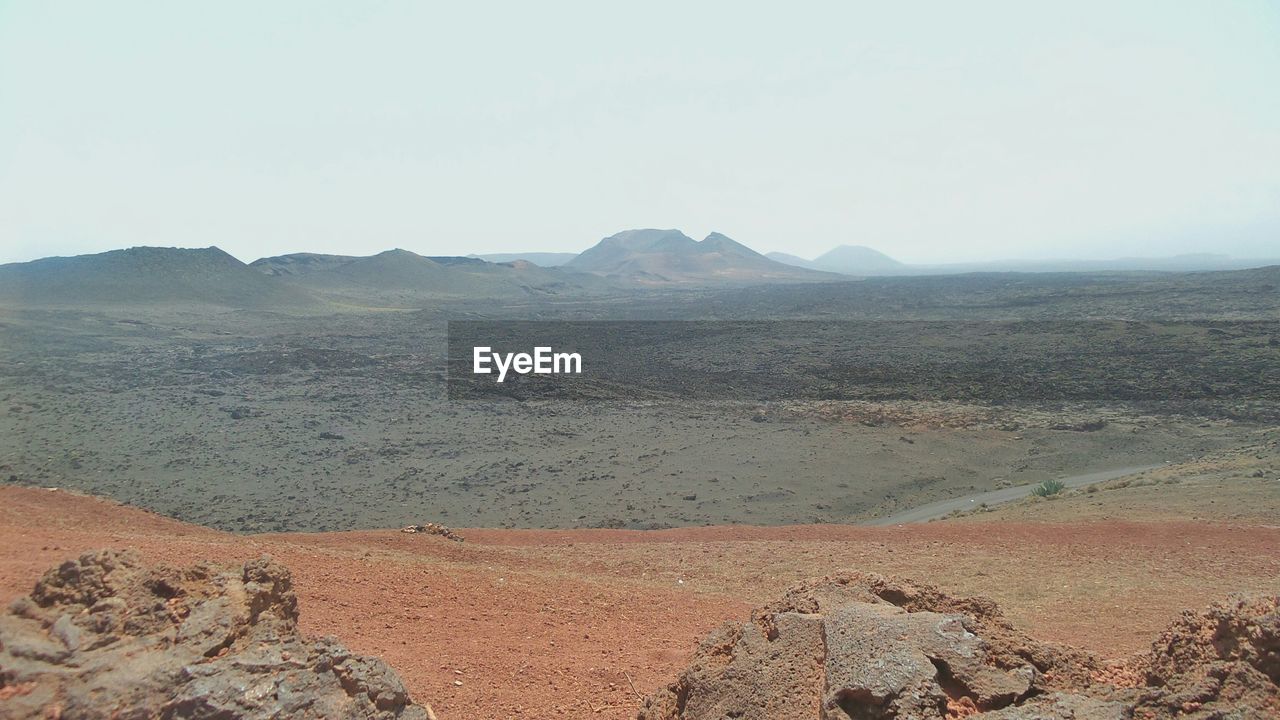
[568,229,841,284]
[0,246,317,309]
[252,248,608,303]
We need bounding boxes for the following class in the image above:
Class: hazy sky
[2,1,1278,265]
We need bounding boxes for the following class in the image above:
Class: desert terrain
[2,247,1279,717]
[3,255,1277,533]
[2,456,1278,718]
[6,5,1280,714]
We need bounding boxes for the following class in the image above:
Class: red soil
[3,486,1278,719]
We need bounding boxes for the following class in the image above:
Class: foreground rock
[1130,594,1280,719]
[639,572,1279,719]
[0,550,430,719]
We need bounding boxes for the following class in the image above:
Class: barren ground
[4,302,1274,534]
[3,270,1279,717]
[4,483,1278,719]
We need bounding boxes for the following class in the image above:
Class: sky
[1,1,1278,265]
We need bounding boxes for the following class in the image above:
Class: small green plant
[1032,478,1067,497]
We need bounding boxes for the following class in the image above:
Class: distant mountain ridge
[254,249,459,290]
[470,252,577,267]
[568,229,840,284]
[813,245,907,274]
[5,239,1276,312]
[763,251,820,270]
[0,246,316,308]
[250,248,608,303]
[767,245,906,275]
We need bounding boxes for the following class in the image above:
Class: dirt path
[866,464,1163,525]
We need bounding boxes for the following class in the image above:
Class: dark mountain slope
[248,253,355,277]
[251,249,610,303]
[0,246,316,308]
[764,251,821,270]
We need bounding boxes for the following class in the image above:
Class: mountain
[250,248,607,303]
[764,252,821,270]
[247,252,355,277]
[470,252,577,267]
[567,229,840,284]
[767,245,907,276]
[268,249,458,290]
[812,245,907,275]
[0,246,316,308]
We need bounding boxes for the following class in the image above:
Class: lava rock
[0,550,430,719]
[640,572,1116,719]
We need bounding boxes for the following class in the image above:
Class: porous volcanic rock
[0,550,430,719]
[638,572,1114,719]
[639,572,1280,719]
[1129,594,1280,719]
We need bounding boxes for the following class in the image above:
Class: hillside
[812,244,907,274]
[0,246,317,308]
[568,229,840,284]
[769,245,907,275]
[763,251,820,270]
[251,248,609,303]
[471,252,577,266]
[246,252,358,277]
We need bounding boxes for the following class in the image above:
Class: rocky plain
[1,244,1279,717]
[2,259,1277,533]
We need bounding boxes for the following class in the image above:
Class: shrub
[1032,478,1067,497]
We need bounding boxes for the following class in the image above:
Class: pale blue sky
[2,1,1278,264]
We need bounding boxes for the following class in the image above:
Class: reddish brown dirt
[3,486,1279,719]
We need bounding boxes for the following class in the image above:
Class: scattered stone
[0,550,431,719]
[400,523,464,542]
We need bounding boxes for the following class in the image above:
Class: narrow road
[865,464,1165,526]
